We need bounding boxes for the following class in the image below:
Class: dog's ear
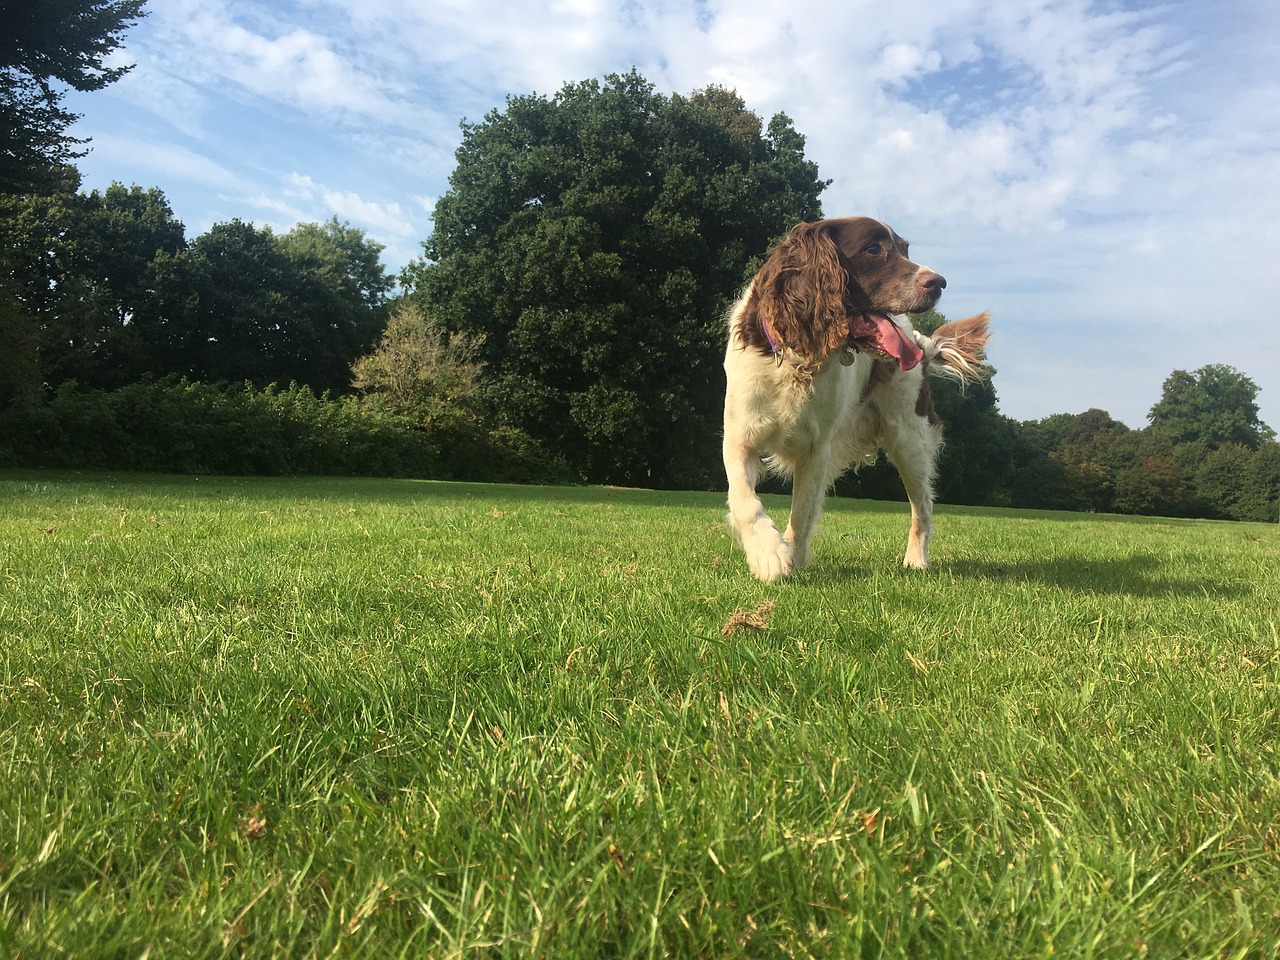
[752,222,849,360]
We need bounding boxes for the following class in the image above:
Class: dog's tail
[913,311,991,385]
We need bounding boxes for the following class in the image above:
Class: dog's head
[750,217,945,369]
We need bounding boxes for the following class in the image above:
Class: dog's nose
[918,271,946,295]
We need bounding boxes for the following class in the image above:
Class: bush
[0,378,569,481]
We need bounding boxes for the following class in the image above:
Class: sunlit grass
[2,472,1278,957]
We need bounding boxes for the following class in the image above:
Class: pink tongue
[869,314,924,371]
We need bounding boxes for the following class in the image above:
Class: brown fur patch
[915,372,941,425]
[735,300,776,357]
[749,223,850,361]
[859,358,895,404]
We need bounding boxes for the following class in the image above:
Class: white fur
[722,290,948,582]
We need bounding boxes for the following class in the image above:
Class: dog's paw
[902,550,929,570]
[745,523,794,582]
[784,536,814,572]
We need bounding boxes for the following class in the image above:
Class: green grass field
[2,471,1278,958]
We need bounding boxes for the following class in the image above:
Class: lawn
[1,472,1278,958]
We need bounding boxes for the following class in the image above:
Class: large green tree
[406,71,827,487]
[1147,364,1274,450]
[137,218,390,391]
[277,217,393,388]
[2,173,391,394]
[137,219,297,386]
[1051,408,1134,512]
[0,170,185,389]
[1006,414,1073,511]
[1,0,146,192]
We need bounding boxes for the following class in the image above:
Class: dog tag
[839,349,855,366]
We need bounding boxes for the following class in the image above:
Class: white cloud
[123,0,425,128]
[77,133,252,194]
[283,173,318,199]
[875,43,944,85]
[321,191,413,237]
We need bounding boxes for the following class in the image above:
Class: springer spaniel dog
[722,216,990,582]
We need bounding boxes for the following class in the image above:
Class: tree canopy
[1147,363,1274,450]
[0,169,185,389]
[351,302,486,431]
[406,71,828,487]
[0,175,391,394]
[0,0,146,192]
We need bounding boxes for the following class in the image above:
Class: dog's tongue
[855,313,924,371]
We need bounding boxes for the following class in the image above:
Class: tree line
[2,170,392,395]
[845,357,1279,522]
[2,30,1277,521]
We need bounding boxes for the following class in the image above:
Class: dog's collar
[762,315,781,355]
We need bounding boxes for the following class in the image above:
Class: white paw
[902,550,929,569]
[744,523,794,582]
[784,536,814,572]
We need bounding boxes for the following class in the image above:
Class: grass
[1,470,1278,958]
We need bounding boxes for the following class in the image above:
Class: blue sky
[65,0,1280,432]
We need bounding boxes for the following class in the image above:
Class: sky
[65,0,1280,431]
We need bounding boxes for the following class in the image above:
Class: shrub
[0,378,577,483]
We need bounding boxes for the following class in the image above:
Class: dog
[722,216,990,582]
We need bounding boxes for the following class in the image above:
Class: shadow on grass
[787,550,1249,600]
[940,555,1249,598]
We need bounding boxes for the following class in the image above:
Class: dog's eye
[863,242,884,255]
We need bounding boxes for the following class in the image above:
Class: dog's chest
[767,358,870,454]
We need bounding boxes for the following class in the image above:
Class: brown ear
[751,223,849,360]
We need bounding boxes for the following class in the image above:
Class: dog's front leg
[724,438,794,582]
[882,420,941,569]
[782,444,831,573]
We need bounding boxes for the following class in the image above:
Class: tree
[351,302,485,430]
[407,71,827,487]
[1113,456,1189,516]
[1049,409,1133,512]
[1,0,147,191]
[140,219,298,386]
[1243,443,1280,523]
[0,170,185,388]
[277,218,392,390]
[278,217,394,314]
[135,218,391,392]
[1008,414,1073,510]
[2,175,391,395]
[1194,443,1257,520]
[1148,364,1275,450]
[83,182,187,321]
[0,273,40,402]
[76,181,186,380]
